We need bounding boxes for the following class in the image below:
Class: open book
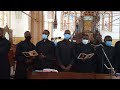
[77,53,94,60]
[22,50,38,57]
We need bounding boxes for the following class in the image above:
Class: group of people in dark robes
[2,28,120,79]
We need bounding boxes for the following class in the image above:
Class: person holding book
[34,30,56,70]
[15,31,36,79]
[95,35,115,74]
[71,34,96,73]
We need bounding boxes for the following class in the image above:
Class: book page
[28,50,38,57]
[22,52,31,57]
[77,53,87,59]
[84,53,94,60]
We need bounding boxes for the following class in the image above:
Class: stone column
[47,11,54,40]
[8,11,11,28]
[30,11,44,45]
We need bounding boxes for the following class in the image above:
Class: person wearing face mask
[71,34,96,73]
[95,35,115,74]
[34,30,55,70]
[0,28,11,79]
[56,30,75,72]
[15,31,36,79]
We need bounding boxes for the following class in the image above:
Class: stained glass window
[63,11,69,30]
[69,11,76,32]
[101,11,112,32]
[61,11,77,32]
[0,11,3,27]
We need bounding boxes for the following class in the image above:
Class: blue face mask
[105,41,112,46]
[64,34,71,40]
[42,34,48,40]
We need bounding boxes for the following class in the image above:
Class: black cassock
[0,38,11,79]
[34,39,55,70]
[71,43,96,73]
[56,40,75,71]
[114,41,120,73]
[95,44,115,74]
[15,40,35,79]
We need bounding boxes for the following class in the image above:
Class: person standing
[34,30,55,70]
[0,28,11,79]
[71,34,96,73]
[56,30,75,72]
[95,35,115,74]
[15,31,35,79]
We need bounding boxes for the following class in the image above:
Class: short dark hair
[104,35,112,42]
[64,30,71,34]
[43,30,50,35]
[24,31,31,37]
[82,33,89,38]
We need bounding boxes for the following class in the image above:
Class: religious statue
[71,11,100,44]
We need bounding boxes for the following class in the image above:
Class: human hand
[64,64,72,71]
[60,65,66,70]
[39,53,46,59]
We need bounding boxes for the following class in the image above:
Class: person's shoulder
[36,40,42,45]
[17,40,25,45]
[47,40,54,43]
[2,38,11,44]
[57,40,64,44]
[30,42,35,46]
[55,41,63,46]
[3,38,8,41]
[48,40,55,46]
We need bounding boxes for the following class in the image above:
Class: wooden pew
[95,74,120,79]
[27,72,95,79]
[27,71,120,79]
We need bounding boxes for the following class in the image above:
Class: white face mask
[82,39,89,45]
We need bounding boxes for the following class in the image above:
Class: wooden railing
[27,72,120,79]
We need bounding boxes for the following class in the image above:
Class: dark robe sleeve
[35,42,40,54]
[91,46,97,72]
[34,42,43,70]
[114,42,120,72]
[46,42,55,60]
[70,43,76,65]
[0,40,11,55]
[15,43,25,62]
[56,42,62,65]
